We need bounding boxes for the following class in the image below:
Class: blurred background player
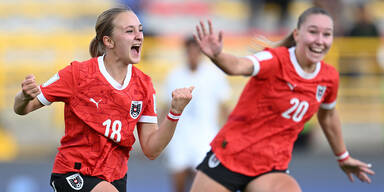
[13,7,193,192]
[163,36,230,192]
[190,7,375,192]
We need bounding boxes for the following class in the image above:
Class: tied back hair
[89,7,132,57]
[251,7,333,51]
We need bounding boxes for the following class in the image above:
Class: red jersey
[37,56,157,182]
[211,47,339,176]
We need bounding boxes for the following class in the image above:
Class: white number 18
[103,119,122,143]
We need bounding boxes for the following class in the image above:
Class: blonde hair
[89,7,132,57]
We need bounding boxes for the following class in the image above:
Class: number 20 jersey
[37,56,157,182]
[210,47,339,176]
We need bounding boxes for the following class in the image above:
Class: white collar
[288,47,321,79]
[97,55,132,90]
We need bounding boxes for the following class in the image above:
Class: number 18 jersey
[37,56,157,182]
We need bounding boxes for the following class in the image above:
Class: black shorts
[196,151,288,192]
[50,172,127,192]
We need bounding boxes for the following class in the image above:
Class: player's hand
[194,19,223,60]
[170,86,194,114]
[339,157,375,183]
[21,75,40,101]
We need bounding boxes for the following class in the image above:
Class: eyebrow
[307,25,333,31]
[123,24,143,29]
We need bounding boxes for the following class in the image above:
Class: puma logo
[287,82,296,91]
[89,98,102,108]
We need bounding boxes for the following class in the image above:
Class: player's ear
[103,36,114,49]
[293,29,299,42]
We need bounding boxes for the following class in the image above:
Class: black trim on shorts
[196,150,288,192]
[50,172,127,192]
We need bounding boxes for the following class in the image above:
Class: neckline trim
[97,55,132,90]
[288,47,321,79]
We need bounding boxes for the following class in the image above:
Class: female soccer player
[190,7,375,192]
[13,7,193,192]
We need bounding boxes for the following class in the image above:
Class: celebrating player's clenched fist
[170,86,194,114]
[21,74,40,101]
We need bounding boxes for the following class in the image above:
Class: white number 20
[103,119,122,143]
[281,98,309,122]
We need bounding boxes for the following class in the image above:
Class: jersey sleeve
[320,70,339,110]
[138,80,158,124]
[37,64,74,105]
[245,48,278,78]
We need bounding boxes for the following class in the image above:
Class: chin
[127,56,141,64]
[306,53,324,64]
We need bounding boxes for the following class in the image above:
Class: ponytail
[89,37,105,58]
[276,32,296,48]
[250,32,295,52]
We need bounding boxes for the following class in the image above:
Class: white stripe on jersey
[37,92,52,105]
[138,115,157,123]
[246,55,260,76]
[320,100,336,110]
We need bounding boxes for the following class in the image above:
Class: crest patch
[130,101,143,119]
[316,85,327,102]
[208,153,220,168]
[66,173,83,190]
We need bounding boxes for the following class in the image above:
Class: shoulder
[265,46,289,57]
[70,57,97,68]
[249,47,288,63]
[131,65,153,84]
[321,61,339,80]
[69,57,97,73]
[68,57,98,79]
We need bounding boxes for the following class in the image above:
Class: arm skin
[194,19,254,76]
[14,75,44,115]
[137,87,194,160]
[317,107,375,183]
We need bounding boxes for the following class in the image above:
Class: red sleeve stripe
[336,151,350,162]
[167,111,181,121]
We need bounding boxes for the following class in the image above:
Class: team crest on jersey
[130,101,143,119]
[316,85,327,102]
[208,153,220,168]
[65,173,83,190]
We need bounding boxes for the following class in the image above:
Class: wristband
[167,110,181,122]
[336,151,350,162]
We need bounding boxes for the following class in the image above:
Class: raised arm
[194,20,254,76]
[14,75,44,115]
[317,108,375,183]
[137,87,194,160]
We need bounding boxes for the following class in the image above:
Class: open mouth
[131,45,141,55]
[309,47,324,54]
